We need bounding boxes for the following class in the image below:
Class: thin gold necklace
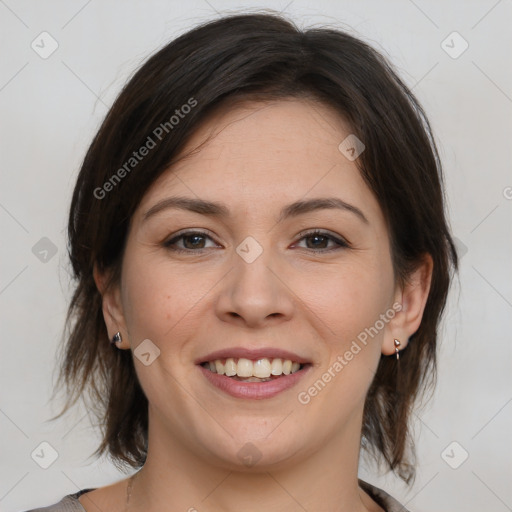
[125,472,138,511]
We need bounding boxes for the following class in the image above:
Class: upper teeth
[203,357,302,378]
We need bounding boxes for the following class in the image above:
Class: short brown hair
[51,12,458,483]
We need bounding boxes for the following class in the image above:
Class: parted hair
[51,12,458,483]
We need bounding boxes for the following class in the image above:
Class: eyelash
[163,229,350,253]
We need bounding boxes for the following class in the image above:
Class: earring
[111,331,122,345]
[394,339,401,360]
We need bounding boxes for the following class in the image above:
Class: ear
[382,254,433,356]
[93,264,130,350]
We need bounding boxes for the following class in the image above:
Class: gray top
[22,479,409,512]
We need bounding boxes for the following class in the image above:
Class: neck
[127,407,377,512]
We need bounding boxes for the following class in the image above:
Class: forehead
[136,99,383,224]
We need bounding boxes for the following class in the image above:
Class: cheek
[295,256,394,347]
[119,249,194,345]
[119,248,226,361]
[294,260,395,428]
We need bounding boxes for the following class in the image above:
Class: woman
[26,12,457,512]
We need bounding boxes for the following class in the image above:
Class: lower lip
[198,364,311,399]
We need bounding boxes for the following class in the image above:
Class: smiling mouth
[200,357,307,382]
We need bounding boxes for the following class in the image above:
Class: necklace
[125,472,138,512]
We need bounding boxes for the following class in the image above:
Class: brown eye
[294,230,350,252]
[164,231,218,252]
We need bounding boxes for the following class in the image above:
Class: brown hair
[51,12,458,483]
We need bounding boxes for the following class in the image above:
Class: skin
[84,98,433,512]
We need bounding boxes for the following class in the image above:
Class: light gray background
[1,1,511,511]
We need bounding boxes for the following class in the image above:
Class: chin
[201,429,308,472]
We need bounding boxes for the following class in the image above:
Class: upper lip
[196,347,310,365]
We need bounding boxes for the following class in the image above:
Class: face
[105,98,406,471]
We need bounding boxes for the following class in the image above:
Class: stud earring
[111,332,122,345]
[394,339,401,360]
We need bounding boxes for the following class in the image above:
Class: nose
[214,246,295,329]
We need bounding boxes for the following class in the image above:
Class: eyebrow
[143,196,369,224]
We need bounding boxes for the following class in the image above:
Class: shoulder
[21,489,95,512]
[359,479,410,512]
